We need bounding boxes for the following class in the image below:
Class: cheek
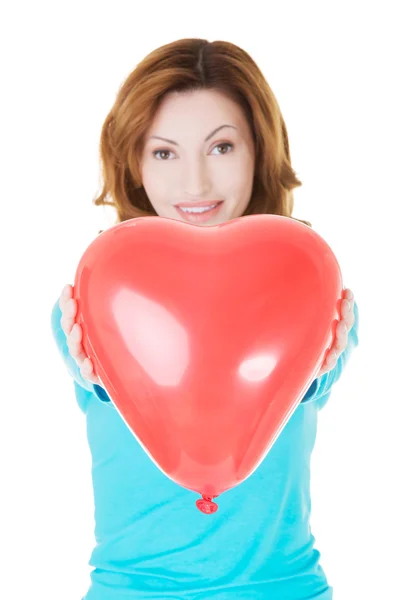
[226,170,253,203]
[143,162,177,193]
[218,154,253,188]
[141,165,172,202]
[214,162,247,189]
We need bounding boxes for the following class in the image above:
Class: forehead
[150,89,246,127]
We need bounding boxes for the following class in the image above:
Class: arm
[51,299,112,405]
[301,299,359,408]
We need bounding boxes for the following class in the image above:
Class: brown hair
[93,38,311,228]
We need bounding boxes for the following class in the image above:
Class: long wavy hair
[93,38,311,228]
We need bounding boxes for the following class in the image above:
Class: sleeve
[300,299,360,409]
[50,299,113,405]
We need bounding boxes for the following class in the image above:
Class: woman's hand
[316,288,355,378]
[59,284,101,386]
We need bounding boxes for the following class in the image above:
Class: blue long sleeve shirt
[51,298,359,600]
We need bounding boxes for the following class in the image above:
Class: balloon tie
[196,495,219,514]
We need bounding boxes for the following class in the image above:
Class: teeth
[179,204,218,213]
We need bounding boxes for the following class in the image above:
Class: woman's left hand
[316,288,356,377]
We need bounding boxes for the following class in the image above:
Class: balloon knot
[196,495,219,514]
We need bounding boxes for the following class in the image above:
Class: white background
[1,2,399,599]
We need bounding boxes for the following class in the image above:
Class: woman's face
[140,89,256,226]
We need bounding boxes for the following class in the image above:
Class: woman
[52,38,359,600]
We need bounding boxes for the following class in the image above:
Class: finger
[325,350,338,371]
[81,357,93,376]
[340,299,355,329]
[334,321,348,353]
[344,288,354,301]
[80,358,99,384]
[337,320,348,342]
[341,289,354,310]
[66,339,86,366]
[66,325,87,364]
[59,284,73,311]
[60,314,75,336]
[346,311,355,331]
[64,298,77,319]
[340,299,355,331]
[341,298,351,318]
[343,289,355,316]
[60,299,78,335]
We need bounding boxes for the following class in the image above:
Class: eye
[211,142,233,155]
[153,149,175,160]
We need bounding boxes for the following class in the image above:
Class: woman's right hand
[59,284,101,386]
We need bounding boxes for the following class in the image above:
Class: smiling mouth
[175,201,224,223]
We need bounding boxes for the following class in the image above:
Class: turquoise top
[51,298,359,600]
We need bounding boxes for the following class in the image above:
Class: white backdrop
[1,2,399,599]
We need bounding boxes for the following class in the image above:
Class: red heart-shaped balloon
[74,214,342,512]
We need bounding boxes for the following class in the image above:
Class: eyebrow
[149,124,237,146]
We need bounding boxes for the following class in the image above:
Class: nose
[183,159,211,197]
